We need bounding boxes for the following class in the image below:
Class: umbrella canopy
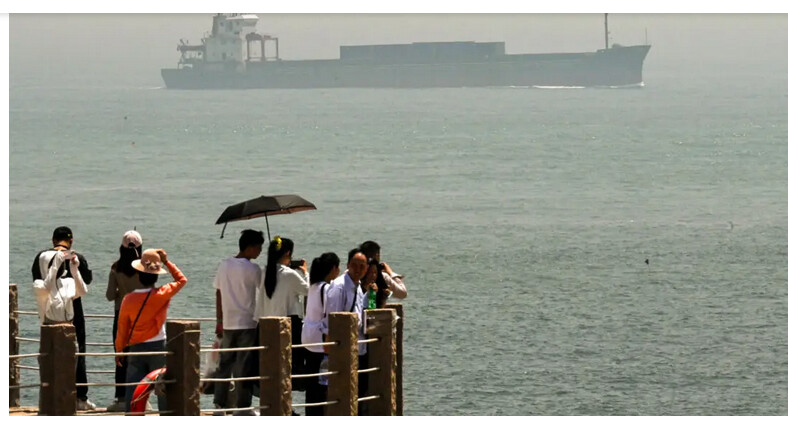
[216,194,316,239]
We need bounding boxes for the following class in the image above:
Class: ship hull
[161,45,650,89]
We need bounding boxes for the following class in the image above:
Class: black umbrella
[216,194,317,240]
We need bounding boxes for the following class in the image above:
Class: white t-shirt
[302,281,330,353]
[213,257,263,330]
[255,264,310,319]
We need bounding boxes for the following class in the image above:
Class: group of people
[212,230,407,416]
[30,225,406,416]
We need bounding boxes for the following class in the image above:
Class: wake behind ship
[161,14,651,90]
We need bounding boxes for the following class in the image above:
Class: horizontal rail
[86,342,115,347]
[357,338,379,344]
[199,345,267,354]
[84,313,114,319]
[83,410,173,416]
[357,367,380,374]
[76,351,172,357]
[86,370,116,374]
[292,400,340,408]
[291,370,337,380]
[76,379,176,387]
[17,365,39,371]
[200,375,268,383]
[201,405,270,413]
[357,395,380,403]
[15,337,39,343]
[9,383,48,390]
[291,341,338,349]
[13,310,217,322]
[9,353,44,359]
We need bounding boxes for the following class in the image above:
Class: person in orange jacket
[115,248,187,413]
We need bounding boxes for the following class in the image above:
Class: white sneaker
[76,398,97,411]
[232,409,259,416]
[106,399,125,412]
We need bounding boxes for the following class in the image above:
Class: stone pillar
[385,303,404,415]
[9,284,20,408]
[325,312,359,416]
[259,317,292,416]
[39,323,76,416]
[165,320,201,416]
[365,308,397,416]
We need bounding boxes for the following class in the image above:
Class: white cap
[122,230,142,248]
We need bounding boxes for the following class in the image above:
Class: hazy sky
[8,14,788,87]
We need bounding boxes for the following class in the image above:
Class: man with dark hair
[324,248,370,410]
[212,229,265,416]
[359,240,407,299]
[32,226,95,411]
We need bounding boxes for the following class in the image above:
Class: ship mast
[604,13,609,50]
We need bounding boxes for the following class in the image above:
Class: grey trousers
[213,328,258,409]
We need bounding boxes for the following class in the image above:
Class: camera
[289,259,305,269]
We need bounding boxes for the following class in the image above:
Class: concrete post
[365,308,397,415]
[38,323,76,416]
[325,312,359,416]
[165,320,201,416]
[9,284,20,408]
[385,302,404,415]
[259,317,292,416]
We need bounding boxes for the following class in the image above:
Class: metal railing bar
[199,345,267,353]
[83,410,173,416]
[9,383,47,390]
[9,353,44,359]
[13,310,217,323]
[291,341,338,349]
[357,367,380,374]
[201,405,270,413]
[86,370,116,374]
[357,338,379,344]
[17,365,40,371]
[292,400,340,408]
[357,395,380,403]
[199,375,267,383]
[291,370,337,380]
[76,351,172,357]
[76,379,175,387]
[14,337,40,343]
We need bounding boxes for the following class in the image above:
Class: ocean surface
[8,65,788,415]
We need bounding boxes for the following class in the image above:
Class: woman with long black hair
[255,236,310,391]
[302,252,340,415]
[104,230,144,412]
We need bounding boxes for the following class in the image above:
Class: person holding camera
[32,226,96,411]
[255,235,310,393]
[360,240,407,301]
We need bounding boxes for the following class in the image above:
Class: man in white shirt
[323,248,371,408]
[212,229,265,416]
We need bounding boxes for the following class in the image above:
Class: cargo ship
[161,14,651,89]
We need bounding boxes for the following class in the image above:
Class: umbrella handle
[220,223,227,239]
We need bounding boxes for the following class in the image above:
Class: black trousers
[289,315,308,392]
[73,297,88,401]
[111,308,128,400]
[303,350,327,416]
[358,353,370,416]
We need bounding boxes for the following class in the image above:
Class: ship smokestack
[604,13,609,50]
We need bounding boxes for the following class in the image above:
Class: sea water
[9,67,788,415]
